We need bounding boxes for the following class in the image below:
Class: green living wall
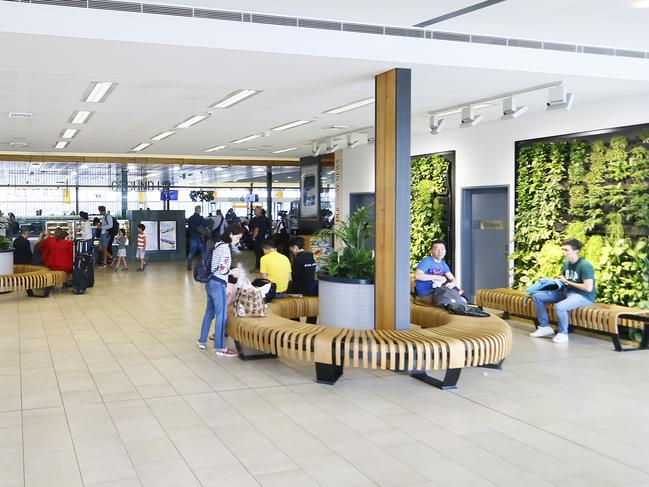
[410,153,452,270]
[514,128,649,310]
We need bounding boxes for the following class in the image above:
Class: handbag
[232,283,267,317]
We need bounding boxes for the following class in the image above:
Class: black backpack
[106,216,119,237]
[447,303,490,318]
[193,242,223,283]
[429,286,467,308]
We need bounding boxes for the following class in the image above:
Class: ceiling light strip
[272,147,299,154]
[70,110,93,124]
[84,82,115,103]
[60,128,79,139]
[271,120,311,131]
[175,115,208,129]
[231,134,262,144]
[324,98,375,114]
[130,142,151,152]
[204,145,228,152]
[211,89,260,109]
[150,131,176,141]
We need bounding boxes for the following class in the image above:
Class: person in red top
[136,224,147,272]
[38,227,73,274]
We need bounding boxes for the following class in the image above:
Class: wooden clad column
[375,68,411,331]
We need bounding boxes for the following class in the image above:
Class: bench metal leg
[306,316,317,324]
[480,358,505,370]
[611,333,649,352]
[315,362,343,385]
[501,311,510,320]
[411,368,461,390]
[26,287,52,298]
[233,341,276,361]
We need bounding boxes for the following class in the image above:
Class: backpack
[193,244,217,283]
[106,216,119,237]
[447,303,491,318]
[428,286,467,308]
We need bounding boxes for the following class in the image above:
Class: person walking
[197,224,242,357]
[136,224,147,272]
[187,205,206,270]
[113,228,128,271]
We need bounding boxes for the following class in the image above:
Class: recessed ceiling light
[175,115,208,129]
[83,82,115,103]
[151,131,176,141]
[9,141,27,148]
[60,128,79,139]
[204,145,228,152]
[232,134,262,144]
[70,110,93,124]
[8,112,32,119]
[271,120,311,131]
[272,147,299,154]
[54,141,69,149]
[286,176,293,179]
[438,103,491,117]
[210,89,260,109]
[273,180,279,183]
[325,125,351,130]
[325,98,375,114]
[246,148,262,151]
[130,142,151,152]
[632,0,649,7]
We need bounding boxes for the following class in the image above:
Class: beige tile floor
[1,252,648,487]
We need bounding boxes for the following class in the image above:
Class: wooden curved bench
[227,296,512,389]
[0,265,69,298]
[476,288,649,351]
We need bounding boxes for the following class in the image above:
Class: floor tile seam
[35,310,87,486]
[458,392,649,480]
[18,307,25,487]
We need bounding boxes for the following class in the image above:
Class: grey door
[461,187,508,301]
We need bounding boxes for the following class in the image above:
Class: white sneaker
[552,333,569,344]
[196,341,206,350]
[530,327,555,338]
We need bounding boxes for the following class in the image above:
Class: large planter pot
[0,248,14,276]
[318,273,375,330]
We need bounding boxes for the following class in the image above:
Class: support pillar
[266,166,273,219]
[120,167,128,218]
[374,68,411,331]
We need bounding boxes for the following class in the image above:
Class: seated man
[260,239,292,297]
[288,237,318,296]
[414,240,461,305]
[530,238,596,344]
[12,226,33,264]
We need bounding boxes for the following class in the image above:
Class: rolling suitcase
[72,253,93,294]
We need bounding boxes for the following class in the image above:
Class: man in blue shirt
[530,238,596,344]
[414,240,460,304]
[187,205,206,270]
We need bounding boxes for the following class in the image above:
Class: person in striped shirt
[197,224,242,357]
[136,224,147,272]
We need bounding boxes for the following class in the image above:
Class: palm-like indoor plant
[315,205,376,329]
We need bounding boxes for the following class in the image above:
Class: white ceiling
[0,0,648,160]
[151,0,649,49]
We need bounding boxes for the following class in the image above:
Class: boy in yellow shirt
[260,240,292,295]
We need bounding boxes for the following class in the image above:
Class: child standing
[136,224,147,272]
[113,228,128,271]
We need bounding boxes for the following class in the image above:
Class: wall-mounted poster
[300,163,319,219]
[140,221,159,251]
[159,221,177,251]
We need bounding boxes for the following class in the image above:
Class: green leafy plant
[189,190,215,202]
[0,236,11,250]
[315,205,375,281]
[410,155,449,270]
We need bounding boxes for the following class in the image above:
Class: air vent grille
[343,23,384,35]
[298,18,341,31]
[89,0,140,12]
[194,8,241,21]
[471,35,506,46]
[385,27,425,38]
[32,0,87,8]
[3,0,648,62]
[251,14,297,27]
[433,31,470,43]
[142,3,191,16]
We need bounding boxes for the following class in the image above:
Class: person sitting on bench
[260,240,291,299]
[414,240,462,305]
[529,238,596,344]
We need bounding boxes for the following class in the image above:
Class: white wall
[341,92,649,282]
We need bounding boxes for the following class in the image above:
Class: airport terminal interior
[0,1,648,486]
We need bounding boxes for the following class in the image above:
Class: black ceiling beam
[414,0,505,28]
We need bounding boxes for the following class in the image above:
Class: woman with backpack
[197,224,243,357]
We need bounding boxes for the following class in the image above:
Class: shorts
[99,234,109,247]
[136,248,146,259]
[117,249,127,258]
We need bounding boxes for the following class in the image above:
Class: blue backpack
[193,243,222,283]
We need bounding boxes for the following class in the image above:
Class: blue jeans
[199,278,228,349]
[532,289,593,334]
[187,238,205,269]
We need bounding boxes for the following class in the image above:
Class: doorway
[461,186,509,301]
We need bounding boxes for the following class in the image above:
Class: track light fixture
[429,114,446,134]
[346,134,362,149]
[546,86,574,111]
[460,106,483,127]
[501,96,528,120]
[312,143,321,157]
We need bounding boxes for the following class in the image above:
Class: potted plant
[315,205,376,329]
[0,236,14,276]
